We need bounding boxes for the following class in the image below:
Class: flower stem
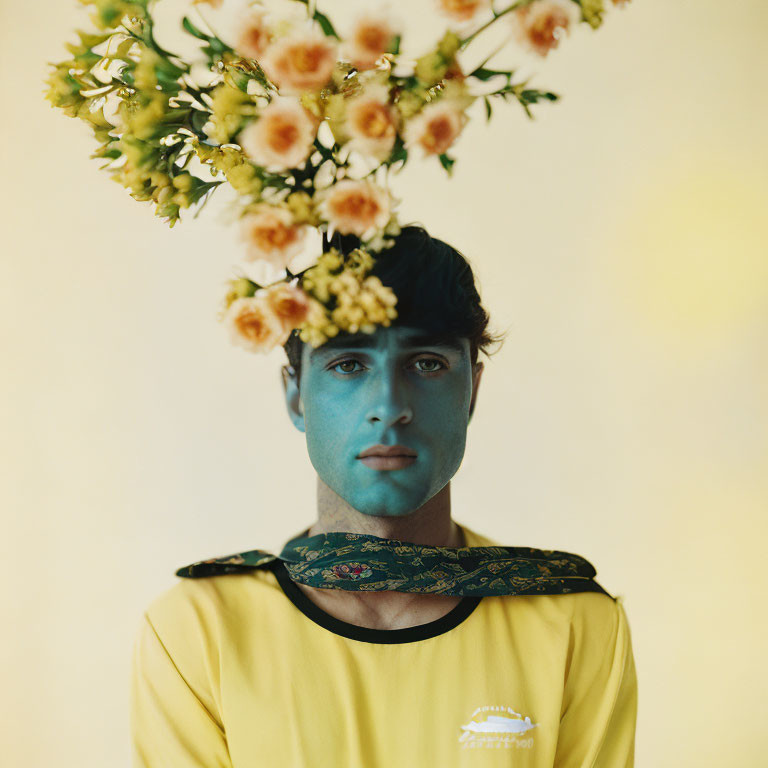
[460,0,533,49]
[473,39,513,72]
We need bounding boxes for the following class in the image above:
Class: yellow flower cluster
[284,191,319,227]
[133,46,159,90]
[414,30,461,86]
[299,249,398,347]
[81,0,147,32]
[193,141,263,196]
[46,0,631,357]
[44,28,113,118]
[207,83,255,145]
[45,63,84,117]
[579,0,606,29]
[111,138,198,223]
[45,65,114,135]
[124,96,166,140]
[118,47,186,140]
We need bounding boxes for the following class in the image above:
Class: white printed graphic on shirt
[459,705,538,749]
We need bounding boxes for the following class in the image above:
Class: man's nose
[365,368,413,427]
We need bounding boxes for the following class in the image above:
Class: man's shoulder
[142,558,280,640]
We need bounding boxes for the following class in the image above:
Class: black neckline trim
[268,559,482,645]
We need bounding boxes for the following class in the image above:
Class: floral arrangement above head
[45,0,631,353]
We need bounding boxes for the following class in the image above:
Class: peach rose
[403,100,466,156]
[262,281,311,332]
[237,97,318,171]
[235,7,271,61]
[261,29,337,95]
[435,0,491,24]
[320,179,392,238]
[240,205,307,268]
[509,0,580,58]
[225,295,289,353]
[343,13,399,70]
[345,85,398,161]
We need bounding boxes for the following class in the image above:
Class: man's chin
[345,493,428,519]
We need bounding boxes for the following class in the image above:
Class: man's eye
[413,358,446,373]
[332,359,364,375]
[329,357,446,375]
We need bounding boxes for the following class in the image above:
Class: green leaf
[313,10,339,39]
[182,15,233,65]
[484,97,492,121]
[396,74,419,91]
[189,180,223,205]
[156,70,182,94]
[182,16,209,41]
[470,66,511,82]
[206,38,232,56]
[438,153,455,175]
[312,138,337,163]
[388,35,401,56]
[190,109,210,134]
[387,140,408,168]
[519,88,559,104]
[228,69,251,93]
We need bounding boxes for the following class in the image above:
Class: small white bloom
[508,0,580,58]
[434,0,492,25]
[319,179,392,239]
[342,11,400,70]
[261,29,337,95]
[344,84,398,162]
[239,204,308,267]
[237,97,318,171]
[225,294,290,354]
[403,99,466,156]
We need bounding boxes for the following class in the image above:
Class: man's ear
[468,361,484,423]
[281,365,306,433]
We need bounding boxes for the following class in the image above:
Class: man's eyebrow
[401,333,466,356]
[309,335,377,360]
[309,332,465,360]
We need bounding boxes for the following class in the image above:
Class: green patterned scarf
[176,530,609,598]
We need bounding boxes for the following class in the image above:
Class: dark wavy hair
[283,225,505,382]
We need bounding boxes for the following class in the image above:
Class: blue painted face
[283,325,482,517]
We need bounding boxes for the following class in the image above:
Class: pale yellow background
[1,0,766,765]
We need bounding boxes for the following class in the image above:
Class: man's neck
[291,479,467,631]
[306,478,465,548]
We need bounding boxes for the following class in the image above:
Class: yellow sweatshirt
[130,523,637,767]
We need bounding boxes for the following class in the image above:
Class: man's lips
[357,444,417,459]
[357,444,418,471]
[358,455,417,470]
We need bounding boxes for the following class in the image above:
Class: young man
[131,227,638,767]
